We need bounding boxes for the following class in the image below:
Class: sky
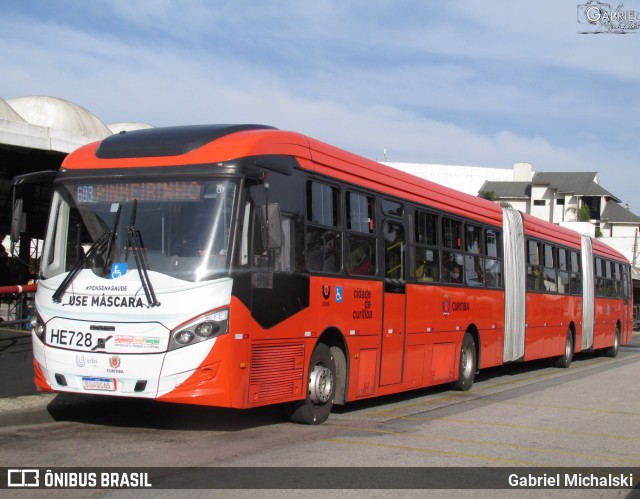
[2,0,640,210]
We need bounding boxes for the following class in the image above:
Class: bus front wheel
[289,343,336,425]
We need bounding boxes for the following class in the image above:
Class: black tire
[453,333,476,391]
[604,327,620,358]
[554,329,574,368]
[289,343,336,425]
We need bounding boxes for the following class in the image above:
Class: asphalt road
[0,327,36,397]
[1,328,639,497]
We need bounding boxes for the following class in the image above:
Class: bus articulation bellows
[30,124,633,424]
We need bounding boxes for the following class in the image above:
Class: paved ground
[1,326,639,433]
[0,326,37,398]
[1,328,639,496]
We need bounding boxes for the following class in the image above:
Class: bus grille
[250,343,305,401]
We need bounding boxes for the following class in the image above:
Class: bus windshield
[41,178,238,283]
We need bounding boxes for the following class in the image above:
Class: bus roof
[60,125,629,263]
[522,212,582,249]
[62,125,313,170]
[62,124,504,227]
[304,136,503,227]
[591,235,628,261]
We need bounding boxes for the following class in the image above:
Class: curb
[0,393,57,428]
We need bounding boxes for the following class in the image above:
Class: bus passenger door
[380,220,406,386]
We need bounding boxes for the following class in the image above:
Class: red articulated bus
[30,125,633,424]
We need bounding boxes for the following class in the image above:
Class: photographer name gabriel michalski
[509,472,635,489]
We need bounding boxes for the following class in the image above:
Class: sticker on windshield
[110,263,128,279]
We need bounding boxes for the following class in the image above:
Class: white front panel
[34,273,233,398]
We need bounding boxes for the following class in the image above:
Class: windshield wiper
[52,233,109,302]
[125,200,160,307]
[52,205,122,303]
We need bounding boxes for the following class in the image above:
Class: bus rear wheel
[289,343,335,425]
[604,327,620,358]
[554,329,574,368]
[453,333,476,391]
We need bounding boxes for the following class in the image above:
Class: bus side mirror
[10,198,25,243]
[261,203,283,251]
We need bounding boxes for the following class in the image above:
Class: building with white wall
[386,161,640,267]
[0,95,152,285]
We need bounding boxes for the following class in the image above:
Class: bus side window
[570,251,581,295]
[416,247,440,282]
[543,244,557,292]
[485,229,502,288]
[414,210,439,282]
[464,223,483,287]
[306,181,342,273]
[306,230,341,272]
[595,258,605,296]
[613,262,621,297]
[443,251,464,284]
[622,265,630,300]
[527,240,542,291]
[346,192,376,276]
[605,260,615,297]
[442,217,463,284]
[557,248,569,294]
[442,217,462,250]
[384,220,404,283]
[347,234,375,276]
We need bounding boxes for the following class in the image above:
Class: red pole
[0,284,37,294]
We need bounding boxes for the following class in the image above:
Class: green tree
[479,191,512,209]
[478,190,497,201]
[566,204,591,222]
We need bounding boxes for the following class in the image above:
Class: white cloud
[1,1,639,210]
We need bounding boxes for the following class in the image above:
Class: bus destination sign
[76,181,202,204]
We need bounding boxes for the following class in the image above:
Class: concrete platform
[1,326,639,433]
[0,326,37,398]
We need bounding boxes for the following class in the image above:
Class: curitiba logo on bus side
[442,294,450,317]
[442,294,470,316]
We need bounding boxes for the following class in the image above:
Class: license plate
[82,377,116,391]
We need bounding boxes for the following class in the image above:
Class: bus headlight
[175,330,195,345]
[195,321,218,338]
[169,307,229,351]
[30,314,45,340]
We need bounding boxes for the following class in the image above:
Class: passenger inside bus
[416,249,439,282]
[446,263,463,284]
[348,244,372,275]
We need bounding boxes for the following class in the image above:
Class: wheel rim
[461,346,473,379]
[565,335,572,358]
[308,363,333,404]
